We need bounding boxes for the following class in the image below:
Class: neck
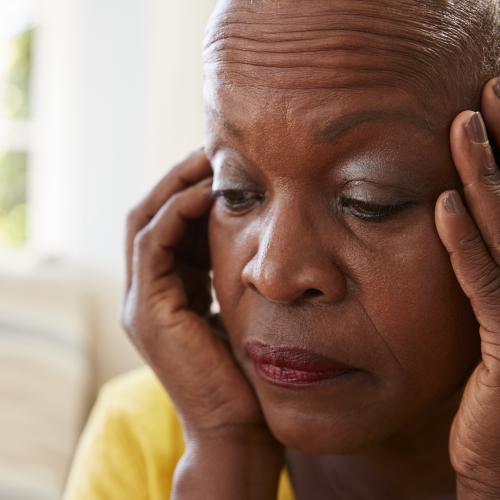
[286,390,461,500]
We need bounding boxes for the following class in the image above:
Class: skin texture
[121,1,500,499]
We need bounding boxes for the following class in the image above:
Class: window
[0,4,35,249]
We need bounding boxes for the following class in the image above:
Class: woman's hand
[435,78,500,499]
[121,149,283,499]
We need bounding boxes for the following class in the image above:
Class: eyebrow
[207,106,243,138]
[316,110,437,144]
[206,106,437,144]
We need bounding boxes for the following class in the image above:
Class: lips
[245,340,356,388]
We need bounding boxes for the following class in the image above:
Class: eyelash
[211,190,264,213]
[340,198,414,222]
[211,189,413,222]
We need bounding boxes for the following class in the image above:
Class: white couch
[0,255,142,500]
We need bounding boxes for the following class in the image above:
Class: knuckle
[120,289,139,328]
[171,160,185,176]
[126,206,141,231]
[168,190,183,206]
[168,162,190,188]
[134,227,155,253]
[473,266,500,300]
[126,205,153,236]
[486,237,500,257]
[457,231,484,253]
[120,308,133,335]
[480,171,500,189]
[120,302,153,345]
[119,302,136,337]
[453,441,500,493]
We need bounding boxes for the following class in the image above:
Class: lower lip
[254,362,355,389]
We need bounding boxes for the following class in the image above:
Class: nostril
[304,288,322,298]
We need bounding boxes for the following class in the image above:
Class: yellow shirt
[63,367,295,500]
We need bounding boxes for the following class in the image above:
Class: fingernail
[465,112,489,144]
[443,191,465,215]
[494,79,500,99]
[464,112,498,177]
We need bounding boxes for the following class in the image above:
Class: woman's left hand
[435,77,500,499]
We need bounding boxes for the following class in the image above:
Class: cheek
[360,216,479,398]
[209,209,251,322]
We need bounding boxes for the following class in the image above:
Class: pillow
[0,259,92,500]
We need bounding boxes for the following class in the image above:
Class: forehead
[204,0,453,98]
[202,0,458,176]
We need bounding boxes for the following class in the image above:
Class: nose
[241,207,347,305]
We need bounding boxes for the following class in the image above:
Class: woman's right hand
[120,148,270,443]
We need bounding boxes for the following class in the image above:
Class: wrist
[172,427,284,500]
[190,422,281,447]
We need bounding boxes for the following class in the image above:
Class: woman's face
[204,0,479,454]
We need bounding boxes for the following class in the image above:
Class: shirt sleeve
[62,368,182,500]
[62,389,148,500]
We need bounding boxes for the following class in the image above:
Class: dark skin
[121,1,500,498]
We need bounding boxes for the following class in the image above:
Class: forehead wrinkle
[205,4,448,56]
[205,0,494,104]
[204,33,435,82]
[205,31,440,98]
[204,12,438,51]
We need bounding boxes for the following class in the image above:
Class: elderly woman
[64,0,500,499]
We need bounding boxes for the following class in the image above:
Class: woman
[64,0,500,498]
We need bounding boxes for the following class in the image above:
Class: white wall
[0,8,223,495]
[29,0,216,275]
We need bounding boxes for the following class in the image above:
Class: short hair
[418,0,499,106]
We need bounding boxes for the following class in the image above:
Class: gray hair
[420,0,499,106]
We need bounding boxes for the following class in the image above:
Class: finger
[132,177,214,314]
[140,148,212,214]
[481,77,500,146]
[126,148,212,290]
[449,110,500,263]
[435,190,500,336]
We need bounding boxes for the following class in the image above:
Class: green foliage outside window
[0,151,27,247]
[2,29,33,120]
[0,29,32,249]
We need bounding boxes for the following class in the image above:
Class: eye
[211,189,264,213]
[341,198,414,222]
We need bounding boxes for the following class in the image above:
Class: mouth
[244,340,359,389]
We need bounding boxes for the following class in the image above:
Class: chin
[261,403,390,455]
